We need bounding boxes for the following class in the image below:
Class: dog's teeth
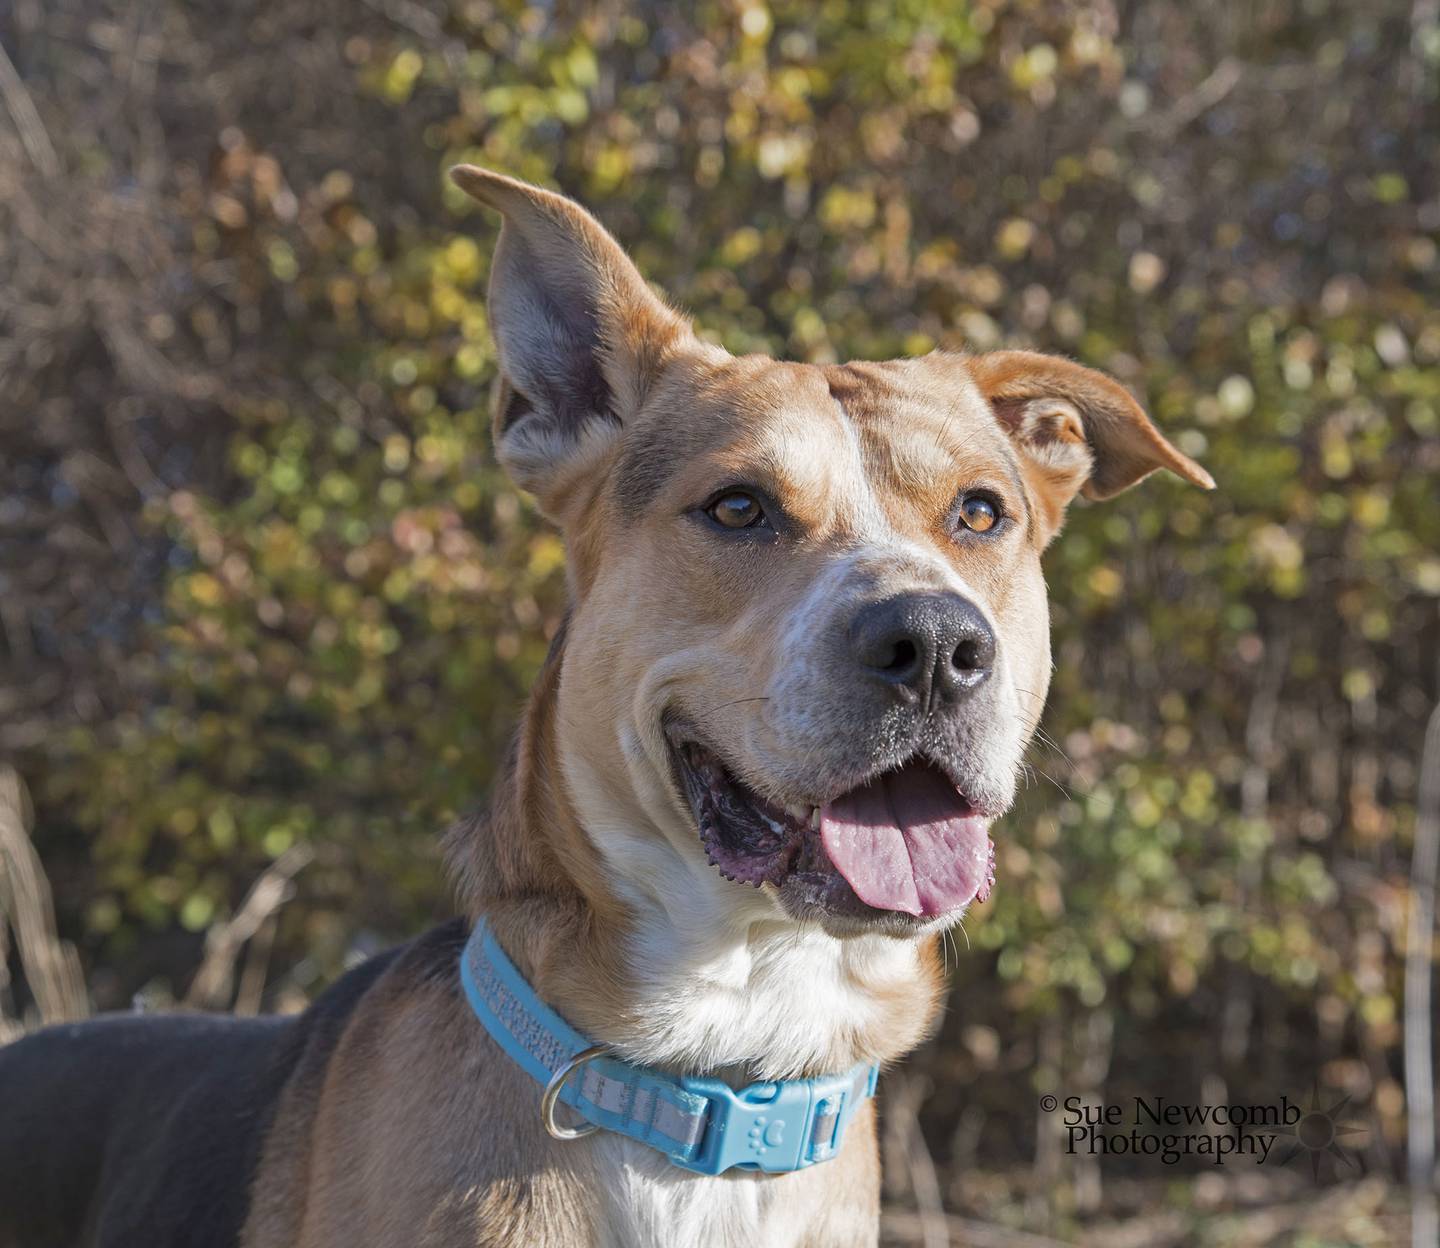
[810,807,821,829]
[784,803,808,822]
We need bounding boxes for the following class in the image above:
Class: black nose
[849,592,995,707]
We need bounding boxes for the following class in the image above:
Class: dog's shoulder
[263,917,468,1107]
[239,919,482,1246]
[281,917,466,1057]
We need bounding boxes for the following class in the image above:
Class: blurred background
[2,0,1438,1243]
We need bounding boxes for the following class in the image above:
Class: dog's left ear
[969,350,1213,535]
[450,165,690,518]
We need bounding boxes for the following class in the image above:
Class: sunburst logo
[1264,1087,1367,1183]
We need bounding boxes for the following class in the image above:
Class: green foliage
[15,0,1439,1224]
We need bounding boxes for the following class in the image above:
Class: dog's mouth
[671,737,995,923]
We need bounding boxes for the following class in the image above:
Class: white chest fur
[622,916,926,1078]
[589,1138,813,1248]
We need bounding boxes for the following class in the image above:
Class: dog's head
[454,167,1212,940]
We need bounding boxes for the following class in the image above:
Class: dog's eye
[708,491,767,530]
[958,494,1000,533]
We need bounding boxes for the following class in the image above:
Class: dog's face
[454,167,1212,939]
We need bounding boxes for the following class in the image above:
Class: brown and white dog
[0,169,1211,1248]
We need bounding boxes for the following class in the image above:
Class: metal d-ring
[541,1044,612,1141]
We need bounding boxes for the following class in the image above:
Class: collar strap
[459,919,879,1175]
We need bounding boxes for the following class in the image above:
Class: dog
[0,167,1212,1248]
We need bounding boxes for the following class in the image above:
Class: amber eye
[707,491,767,530]
[958,494,1000,533]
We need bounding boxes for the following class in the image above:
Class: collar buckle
[676,1062,877,1175]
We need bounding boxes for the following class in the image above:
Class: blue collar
[459,919,879,1175]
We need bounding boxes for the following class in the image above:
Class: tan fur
[237,169,1210,1248]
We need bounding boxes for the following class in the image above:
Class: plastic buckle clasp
[672,1063,874,1175]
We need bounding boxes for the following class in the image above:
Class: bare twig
[1028,1016,1064,1231]
[881,1209,1071,1248]
[184,845,313,1011]
[234,909,280,1017]
[0,767,89,1030]
[0,38,59,178]
[1141,58,1244,140]
[1405,699,1440,1248]
[0,849,16,1044]
[887,1073,950,1248]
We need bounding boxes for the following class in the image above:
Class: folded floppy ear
[969,350,1213,535]
[450,166,689,516]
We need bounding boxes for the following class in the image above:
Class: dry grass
[0,765,88,1039]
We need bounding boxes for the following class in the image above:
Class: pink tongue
[819,763,992,917]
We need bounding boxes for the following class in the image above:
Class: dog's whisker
[1030,725,1076,771]
[1033,766,1073,800]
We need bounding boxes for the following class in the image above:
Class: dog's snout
[849,592,995,706]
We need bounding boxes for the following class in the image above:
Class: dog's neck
[445,624,946,1082]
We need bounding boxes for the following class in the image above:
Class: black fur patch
[0,920,466,1247]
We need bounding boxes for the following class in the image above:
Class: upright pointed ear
[450,166,690,517]
[969,350,1214,535]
